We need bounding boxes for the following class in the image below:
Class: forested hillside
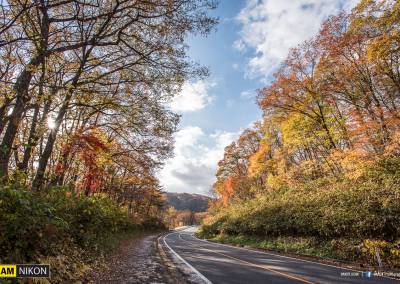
[0,0,216,281]
[165,192,210,212]
[200,0,400,268]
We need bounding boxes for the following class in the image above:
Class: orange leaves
[329,148,373,180]
[221,177,235,206]
[248,143,269,178]
[384,130,400,156]
[214,0,400,211]
[258,0,400,154]
[213,127,263,205]
[213,172,238,206]
[56,127,110,194]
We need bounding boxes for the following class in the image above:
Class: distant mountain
[164,192,211,212]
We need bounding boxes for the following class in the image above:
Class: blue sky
[159,0,359,195]
[182,1,261,134]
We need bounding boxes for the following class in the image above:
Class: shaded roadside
[85,233,176,284]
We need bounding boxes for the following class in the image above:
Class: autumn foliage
[201,0,400,267]
[0,0,217,281]
[0,0,217,222]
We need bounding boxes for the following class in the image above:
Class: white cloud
[233,39,246,52]
[159,126,239,194]
[235,0,359,80]
[169,80,216,113]
[240,89,255,98]
[232,63,240,70]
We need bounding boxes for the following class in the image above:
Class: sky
[158,0,359,196]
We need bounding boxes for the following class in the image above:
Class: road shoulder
[85,232,177,283]
[159,231,212,284]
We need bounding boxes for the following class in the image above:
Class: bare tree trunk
[0,2,49,179]
[32,92,72,190]
[0,56,42,178]
[0,96,13,136]
[19,98,52,172]
[32,42,92,190]
[18,62,51,171]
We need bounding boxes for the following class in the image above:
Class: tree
[213,0,400,209]
[0,0,218,228]
[213,126,263,204]
[0,0,217,182]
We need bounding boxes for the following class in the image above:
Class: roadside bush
[200,157,400,266]
[0,184,136,281]
[141,216,168,230]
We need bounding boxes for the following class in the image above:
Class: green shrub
[0,184,137,281]
[201,157,400,266]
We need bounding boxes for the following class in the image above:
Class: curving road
[163,228,400,284]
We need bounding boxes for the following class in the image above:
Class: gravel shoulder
[85,232,178,284]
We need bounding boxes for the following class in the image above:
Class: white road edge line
[163,232,213,284]
[189,233,400,282]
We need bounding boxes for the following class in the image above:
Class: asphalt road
[163,228,400,284]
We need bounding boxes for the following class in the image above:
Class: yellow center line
[179,234,315,284]
[177,233,315,284]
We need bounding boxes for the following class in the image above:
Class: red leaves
[56,127,109,194]
[54,163,66,174]
[214,0,400,209]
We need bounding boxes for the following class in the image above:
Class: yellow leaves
[353,0,400,63]
[360,239,400,265]
[359,239,400,266]
[248,143,269,178]
[26,63,40,73]
[281,113,315,151]
[362,239,389,255]
[384,130,400,156]
[266,173,285,190]
[391,245,400,257]
[366,29,400,62]
[330,149,372,180]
